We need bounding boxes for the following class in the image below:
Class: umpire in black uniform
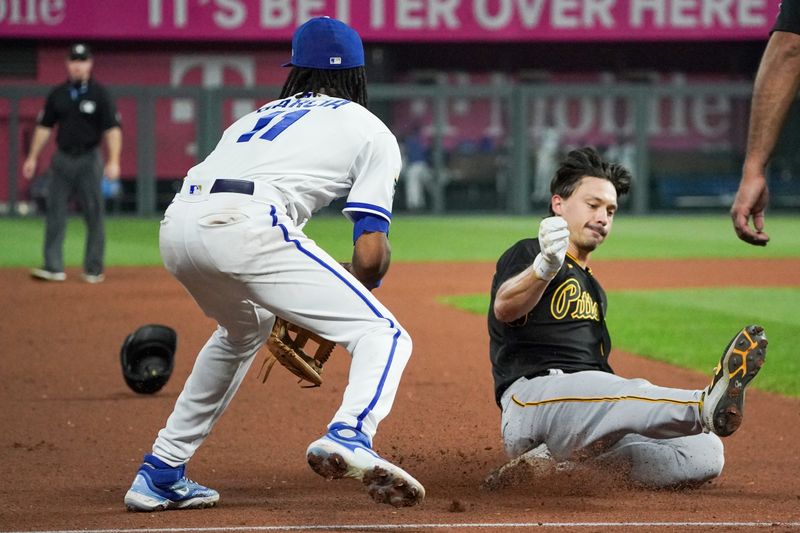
[23,43,122,283]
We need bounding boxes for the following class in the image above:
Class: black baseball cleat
[700,325,767,437]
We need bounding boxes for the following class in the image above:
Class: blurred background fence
[4,80,798,217]
[2,1,799,218]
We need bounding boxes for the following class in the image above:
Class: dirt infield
[1,259,799,532]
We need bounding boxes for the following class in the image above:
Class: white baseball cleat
[81,272,105,284]
[306,424,425,507]
[30,268,66,281]
[700,325,767,437]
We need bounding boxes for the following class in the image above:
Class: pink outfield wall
[0,0,779,42]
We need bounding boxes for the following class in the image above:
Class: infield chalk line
[4,522,800,533]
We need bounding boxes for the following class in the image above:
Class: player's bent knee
[398,327,412,351]
[697,435,725,480]
[669,435,725,488]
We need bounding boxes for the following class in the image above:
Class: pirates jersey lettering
[550,278,600,322]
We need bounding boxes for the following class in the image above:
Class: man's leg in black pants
[43,152,73,274]
[75,150,105,277]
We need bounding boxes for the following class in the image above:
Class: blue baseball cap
[283,17,364,70]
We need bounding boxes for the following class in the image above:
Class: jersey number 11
[236,110,310,143]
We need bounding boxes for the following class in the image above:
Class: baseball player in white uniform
[124,17,424,511]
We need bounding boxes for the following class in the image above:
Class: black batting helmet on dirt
[120,324,176,394]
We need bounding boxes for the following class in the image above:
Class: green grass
[605,288,799,396]
[308,214,800,261]
[0,217,163,267]
[591,215,799,259]
[440,289,799,397]
[4,214,797,396]
[1,214,798,267]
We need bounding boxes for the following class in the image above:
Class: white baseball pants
[152,187,412,465]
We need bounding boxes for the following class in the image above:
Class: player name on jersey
[258,96,352,113]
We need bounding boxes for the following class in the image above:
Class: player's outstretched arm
[733,31,800,246]
[494,216,569,323]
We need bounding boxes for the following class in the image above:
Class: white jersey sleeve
[342,132,401,224]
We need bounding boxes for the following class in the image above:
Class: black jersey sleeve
[96,85,121,131]
[774,1,800,34]
[38,88,60,128]
[492,239,539,291]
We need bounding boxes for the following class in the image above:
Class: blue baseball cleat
[124,454,219,512]
[306,423,425,507]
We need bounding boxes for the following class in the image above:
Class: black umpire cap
[69,43,92,61]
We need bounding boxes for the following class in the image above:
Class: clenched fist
[532,216,570,281]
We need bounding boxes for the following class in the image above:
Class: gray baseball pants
[44,148,105,275]
[501,369,724,488]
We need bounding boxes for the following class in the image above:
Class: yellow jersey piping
[511,394,700,408]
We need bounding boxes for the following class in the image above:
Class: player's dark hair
[548,146,632,215]
[279,66,368,108]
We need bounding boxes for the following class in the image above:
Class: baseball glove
[259,317,336,388]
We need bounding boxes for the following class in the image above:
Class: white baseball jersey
[187,93,401,226]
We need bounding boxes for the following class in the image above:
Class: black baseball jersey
[488,238,613,406]
[774,1,800,34]
[39,79,120,155]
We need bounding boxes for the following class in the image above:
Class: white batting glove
[532,216,570,281]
